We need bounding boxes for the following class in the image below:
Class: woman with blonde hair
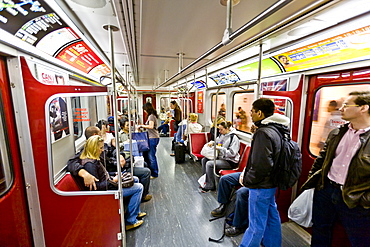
[79,135,145,230]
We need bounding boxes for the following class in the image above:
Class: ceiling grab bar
[154,0,293,89]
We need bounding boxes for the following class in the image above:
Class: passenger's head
[328,100,338,112]
[143,102,158,117]
[218,121,232,135]
[251,98,275,122]
[84,126,101,139]
[189,113,198,122]
[170,100,179,109]
[120,118,130,133]
[340,91,370,121]
[80,135,104,160]
[96,119,109,132]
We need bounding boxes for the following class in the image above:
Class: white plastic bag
[288,188,314,228]
[198,174,206,188]
[133,156,145,167]
[200,143,218,159]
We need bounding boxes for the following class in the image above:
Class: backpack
[269,125,302,191]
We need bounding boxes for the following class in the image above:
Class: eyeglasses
[341,103,360,108]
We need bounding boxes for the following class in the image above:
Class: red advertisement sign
[197,91,204,113]
[56,40,105,74]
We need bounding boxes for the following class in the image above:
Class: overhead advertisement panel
[0,0,110,79]
[274,25,370,72]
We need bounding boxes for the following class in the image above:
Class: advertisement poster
[197,91,204,113]
[260,79,287,91]
[209,70,240,85]
[50,97,70,142]
[274,25,370,72]
[36,65,67,85]
[271,98,287,115]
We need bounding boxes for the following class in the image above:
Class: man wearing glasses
[302,91,370,246]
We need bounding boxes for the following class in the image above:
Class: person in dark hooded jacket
[240,98,290,247]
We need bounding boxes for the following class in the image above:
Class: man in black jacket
[240,98,290,247]
[302,91,370,246]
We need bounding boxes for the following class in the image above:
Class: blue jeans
[122,182,143,225]
[126,166,151,199]
[312,181,370,246]
[218,172,249,229]
[240,187,281,247]
[148,138,160,177]
[158,124,169,134]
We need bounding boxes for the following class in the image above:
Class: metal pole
[103,24,125,247]
[256,43,263,99]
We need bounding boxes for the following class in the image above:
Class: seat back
[55,173,81,191]
[169,119,176,137]
[219,145,251,176]
[189,132,208,161]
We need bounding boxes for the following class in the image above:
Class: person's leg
[217,172,241,204]
[335,188,370,246]
[147,138,160,177]
[311,183,338,246]
[233,187,249,229]
[122,183,143,225]
[204,159,232,190]
[240,188,275,247]
[261,191,281,247]
[132,167,151,199]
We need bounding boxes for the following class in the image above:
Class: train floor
[126,137,311,247]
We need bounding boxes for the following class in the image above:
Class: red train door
[13,57,121,246]
[262,75,304,222]
[0,57,33,246]
[300,68,370,246]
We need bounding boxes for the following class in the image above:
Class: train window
[71,97,83,140]
[160,97,171,112]
[309,84,370,156]
[211,94,226,121]
[0,94,13,196]
[232,92,254,132]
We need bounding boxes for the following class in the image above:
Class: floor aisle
[126,137,310,247]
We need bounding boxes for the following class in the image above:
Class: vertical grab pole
[213,87,221,178]
[256,43,263,99]
[103,24,126,247]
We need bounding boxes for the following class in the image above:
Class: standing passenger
[302,91,370,246]
[241,98,290,247]
[139,103,160,178]
[170,100,182,131]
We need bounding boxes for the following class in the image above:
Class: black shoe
[225,226,245,237]
[211,204,226,217]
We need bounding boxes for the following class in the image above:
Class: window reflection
[309,84,370,156]
[232,93,253,132]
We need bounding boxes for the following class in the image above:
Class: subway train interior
[1,0,370,246]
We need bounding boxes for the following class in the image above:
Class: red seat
[220,145,251,176]
[189,132,209,161]
[169,119,176,137]
[55,173,81,191]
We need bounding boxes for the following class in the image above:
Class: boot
[211,203,226,217]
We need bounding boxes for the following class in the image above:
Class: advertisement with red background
[197,91,204,113]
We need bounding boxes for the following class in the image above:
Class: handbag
[121,172,135,188]
[288,188,314,228]
[200,143,218,159]
[132,132,150,152]
[123,140,140,156]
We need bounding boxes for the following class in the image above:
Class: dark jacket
[302,123,370,209]
[242,114,290,189]
[79,158,115,191]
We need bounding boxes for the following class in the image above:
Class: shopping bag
[200,143,218,159]
[123,140,140,157]
[134,156,145,167]
[288,188,314,228]
[132,132,150,152]
[198,174,206,188]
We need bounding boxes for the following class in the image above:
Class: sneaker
[170,153,175,156]
[125,220,144,230]
[137,212,147,219]
[142,194,152,202]
[150,176,158,179]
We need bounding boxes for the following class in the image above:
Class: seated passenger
[201,121,240,192]
[210,115,225,141]
[79,135,145,230]
[183,113,203,145]
[211,172,249,236]
[158,107,167,124]
[96,119,116,148]
[157,111,172,136]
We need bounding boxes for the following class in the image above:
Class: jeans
[201,158,233,190]
[311,181,370,247]
[126,166,151,199]
[218,172,249,229]
[158,124,169,134]
[148,138,160,177]
[240,187,281,247]
[122,182,143,225]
